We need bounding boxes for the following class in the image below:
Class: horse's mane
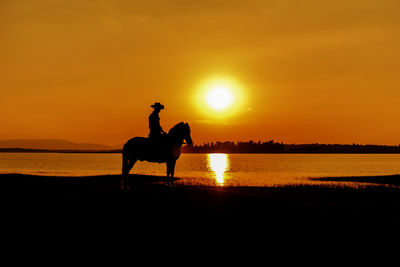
[168,122,186,135]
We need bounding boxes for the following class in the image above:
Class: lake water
[1,153,400,187]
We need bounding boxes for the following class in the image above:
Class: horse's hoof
[121,185,131,192]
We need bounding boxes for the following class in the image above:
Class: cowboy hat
[151,102,164,109]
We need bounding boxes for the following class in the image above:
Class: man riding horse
[121,103,193,190]
[149,102,167,139]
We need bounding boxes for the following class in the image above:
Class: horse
[121,122,193,191]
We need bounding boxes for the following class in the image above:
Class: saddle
[148,134,169,145]
[143,136,171,162]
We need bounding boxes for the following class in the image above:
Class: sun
[205,86,234,111]
[194,77,246,118]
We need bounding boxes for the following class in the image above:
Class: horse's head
[169,122,193,145]
[182,122,193,145]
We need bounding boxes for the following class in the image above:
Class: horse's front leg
[166,161,171,187]
[166,160,176,187]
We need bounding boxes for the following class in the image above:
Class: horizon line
[0,138,400,147]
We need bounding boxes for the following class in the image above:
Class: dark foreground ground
[3,174,397,263]
[2,173,400,257]
[2,173,400,226]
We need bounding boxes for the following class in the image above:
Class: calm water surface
[1,153,400,187]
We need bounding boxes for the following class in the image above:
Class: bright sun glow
[194,77,246,118]
[208,153,230,186]
[205,86,234,111]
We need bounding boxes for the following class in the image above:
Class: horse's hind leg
[122,156,136,191]
[121,154,129,191]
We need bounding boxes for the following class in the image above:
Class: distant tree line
[181,140,400,153]
[3,141,400,154]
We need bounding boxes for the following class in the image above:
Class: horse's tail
[122,145,128,176]
[121,145,129,190]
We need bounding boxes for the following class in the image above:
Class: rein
[168,123,191,145]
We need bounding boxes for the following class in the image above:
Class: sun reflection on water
[207,154,230,186]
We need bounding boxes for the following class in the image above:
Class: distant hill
[0,139,114,151]
[109,143,124,150]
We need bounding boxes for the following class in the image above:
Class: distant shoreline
[2,139,400,154]
[2,148,400,154]
[0,148,122,153]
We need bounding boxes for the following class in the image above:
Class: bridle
[169,124,192,145]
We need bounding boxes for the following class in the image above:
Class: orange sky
[1,0,400,146]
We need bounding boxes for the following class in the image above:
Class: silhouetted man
[149,102,167,139]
